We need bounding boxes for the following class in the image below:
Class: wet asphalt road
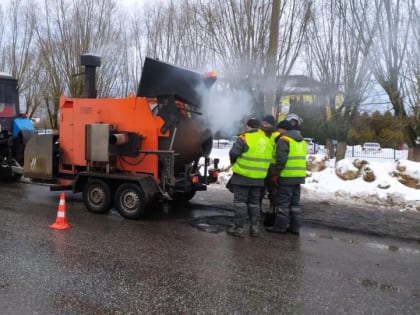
[0,181,419,314]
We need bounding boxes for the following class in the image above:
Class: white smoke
[199,86,254,137]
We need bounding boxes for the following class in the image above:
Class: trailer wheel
[115,183,146,219]
[169,190,196,203]
[83,179,113,214]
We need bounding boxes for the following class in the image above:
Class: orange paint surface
[58,94,169,181]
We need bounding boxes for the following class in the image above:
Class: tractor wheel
[83,179,113,214]
[115,183,146,219]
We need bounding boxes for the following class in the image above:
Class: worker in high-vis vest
[285,112,303,131]
[266,119,307,235]
[263,113,303,228]
[260,114,280,227]
[227,118,273,238]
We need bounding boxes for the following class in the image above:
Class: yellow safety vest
[279,136,307,178]
[269,130,280,163]
[232,130,273,179]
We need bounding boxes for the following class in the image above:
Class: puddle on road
[194,222,224,233]
[388,244,399,251]
[360,279,398,292]
[308,232,420,256]
[364,242,420,255]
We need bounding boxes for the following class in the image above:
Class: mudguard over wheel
[83,179,113,214]
[115,183,146,219]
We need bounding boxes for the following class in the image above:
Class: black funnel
[137,57,216,107]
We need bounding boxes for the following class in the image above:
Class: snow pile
[334,159,360,180]
[303,157,418,211]
[306,154,329,172]
[392,160,420,189]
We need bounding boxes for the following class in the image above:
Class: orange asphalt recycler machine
[24,54,217,219]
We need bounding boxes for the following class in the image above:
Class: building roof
[279,75,327,95]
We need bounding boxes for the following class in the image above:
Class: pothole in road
[191,215,234,233]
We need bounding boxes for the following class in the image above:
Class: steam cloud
[199,86,254,137]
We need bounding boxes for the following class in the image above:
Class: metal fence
[213,139,409,160]
[317,144,408,160]
[212,139,233,149]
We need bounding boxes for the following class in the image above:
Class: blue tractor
[0,73,35,180]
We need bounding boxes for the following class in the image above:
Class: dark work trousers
[263,164,277,210]
[232,184,262,227]
[274,184,302,209]
[273,184,302,230]
[261,177,277,226]
[261,176,276,209]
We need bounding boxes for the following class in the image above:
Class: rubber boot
[226,225,245,238]
[263,212,275,227]
[265,208,289,233]
[288,207,302,235]
[264,185,276,227]
[263,203,275,227]
[250,216,260,237]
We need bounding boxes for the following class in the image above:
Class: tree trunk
[408,143,420,162]
[264,0,280,115]
[326,139,335,159]
[335,141,347,162]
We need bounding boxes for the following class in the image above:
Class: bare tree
[304,0,372,161]
[34,0,128,128]
[196,0,311,117]
[134,0,210,69]
[0,0,38,115]
[403,2,420,160]
[353,0,419,160]
[274,0,312,113]
[199,0,271,90]
[128,0,310,119]
[264,0,280,115]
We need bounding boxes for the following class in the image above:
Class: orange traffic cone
[49,192,71,230]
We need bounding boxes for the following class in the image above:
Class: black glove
[270,175,279,187]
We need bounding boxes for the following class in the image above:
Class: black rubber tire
[0,169,22,182]
[169,190,196,203]
[83,179,113,214]
[12,173,23,181]
[115,183,146,219]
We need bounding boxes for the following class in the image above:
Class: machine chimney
[80,54,101,98]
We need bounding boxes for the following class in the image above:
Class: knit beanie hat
[246,118,260,129]
[246,118,260,128]
[276,120,292,130]
[262,115,276,126]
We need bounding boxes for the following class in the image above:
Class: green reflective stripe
[287,155,306,160]
[235,161,271,172]
[240,156,272,163]
[283,166,307,171]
